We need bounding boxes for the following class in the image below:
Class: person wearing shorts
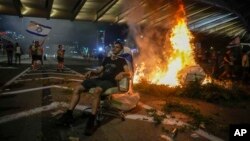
[56,45,65,72]
[57,41,131,136]
[29,42,36,69]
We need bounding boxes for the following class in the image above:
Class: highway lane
[0,57,221,141]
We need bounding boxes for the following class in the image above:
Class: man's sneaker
[56,112,74,127]
[84,115,96,136]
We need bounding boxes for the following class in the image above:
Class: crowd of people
[2,37,250,136]
[2,38,250,85]
[5,41,23,65]
[206,47,250,84]
[1,39,133,136]
[1,39,66,72]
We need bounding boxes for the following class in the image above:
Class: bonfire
[133,3,206,86]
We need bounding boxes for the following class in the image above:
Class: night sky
[0,15,127,52]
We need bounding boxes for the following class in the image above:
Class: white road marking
[1,67,30,88]
[28,69,71,72]
[195,129,223,141]
[0,101,224,141]
[16,78,33,81]
[69,69,84,76]
[0,102,89,124]
[85,68,97,71]
[58,101,91,112]
[0,66,17,69]
[0,66,223,141]
[14,77,83,82]
[2,66,82,87]
[0,85,73,95]
[53,85,73,89]
[0,102,60,124]
[160,135,173,141]
[51,109,65,117]
[23,73,84,77]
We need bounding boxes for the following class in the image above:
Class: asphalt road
[0,57,222,141]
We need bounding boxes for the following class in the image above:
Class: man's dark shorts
[32,55,38,61]
[37,55,43,61]
[57,57,64,62]
[82,78,116,92]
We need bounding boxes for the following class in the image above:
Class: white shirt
[16,46,21,54]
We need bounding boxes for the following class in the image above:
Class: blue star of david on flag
[26,21,51,37]
[36,27,43,33]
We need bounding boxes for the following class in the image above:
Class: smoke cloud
[122,0,178,77]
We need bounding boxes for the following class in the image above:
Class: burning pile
[133,3,206,86]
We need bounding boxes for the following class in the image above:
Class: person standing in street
[15,42,22,64]
[57,45,65,72]
[35,40,44,66]
[6,41,14,65]
[30,40,45,70]
[29,41,36,68]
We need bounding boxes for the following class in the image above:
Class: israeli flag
[26,21,51,37]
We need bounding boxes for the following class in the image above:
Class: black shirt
[100,57,127,83]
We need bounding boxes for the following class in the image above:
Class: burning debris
[132,2,206,86]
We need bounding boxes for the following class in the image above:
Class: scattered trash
[190,133,199,138]
[146,108,166,124]
[199,122,205,129]
[160,134,173,141]
[171,128,178,138]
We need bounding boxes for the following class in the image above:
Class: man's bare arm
[92,66,104,74]
[85,66,104,78]
[115,65,131,81]
[40,39,46,46]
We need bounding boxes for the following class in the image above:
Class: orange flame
[134,4,199,86]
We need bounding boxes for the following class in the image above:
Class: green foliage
[134,81,180,97]
[134,81,250,106]
[179,80,202,98]
[180,81,250,105]
[146,109,166,125]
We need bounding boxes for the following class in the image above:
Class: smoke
[0,15,98,53]
[122,0,177,74]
